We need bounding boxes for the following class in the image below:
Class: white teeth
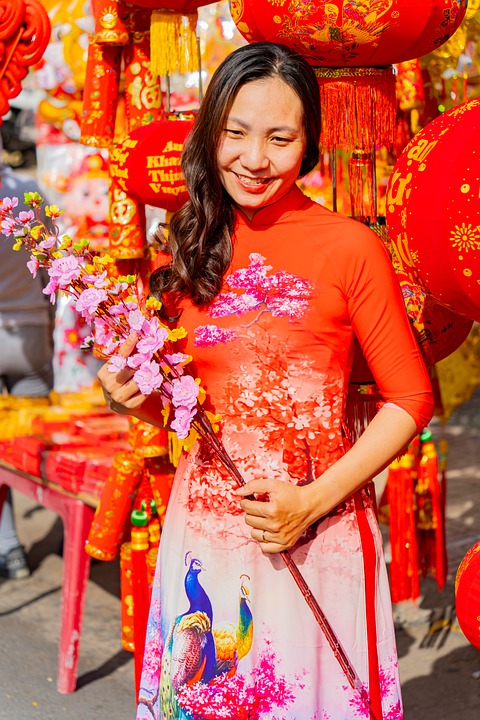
[237,174,267,186]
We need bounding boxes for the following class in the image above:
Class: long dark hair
[150,41,321,308]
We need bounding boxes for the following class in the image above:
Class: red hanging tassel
[314,66,397,152]
[387,450,420,604]
[415,430,447,591]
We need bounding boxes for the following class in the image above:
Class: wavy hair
[150,42,321,308]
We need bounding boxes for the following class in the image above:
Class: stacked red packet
[43,440,129,494]
[73,413,131,443]
[9,433,91,476]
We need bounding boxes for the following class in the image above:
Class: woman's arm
[237,405,416,553]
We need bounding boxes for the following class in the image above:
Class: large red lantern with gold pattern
[230,1,467,67]
[386,98,480,321]
[455,540,480,650]
[109,115,194,212]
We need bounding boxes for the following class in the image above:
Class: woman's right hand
[97,332,164,427]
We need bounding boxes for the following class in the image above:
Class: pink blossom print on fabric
[194,253,312,348]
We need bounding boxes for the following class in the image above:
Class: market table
[0,460,98,694]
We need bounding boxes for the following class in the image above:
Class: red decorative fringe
[344,384,381,443]
[385,453,420,604]
[383,432,447,604]
[314,66,397,152]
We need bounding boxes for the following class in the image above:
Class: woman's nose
[240,139,269,171]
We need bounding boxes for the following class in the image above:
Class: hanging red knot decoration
[0,0,51,121]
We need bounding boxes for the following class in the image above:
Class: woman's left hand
[237,478,318,553]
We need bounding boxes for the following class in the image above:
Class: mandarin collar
[234,185,312,228]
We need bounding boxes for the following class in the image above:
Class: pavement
[1,391,480,720]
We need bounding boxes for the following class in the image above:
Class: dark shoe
[0,546,30,580]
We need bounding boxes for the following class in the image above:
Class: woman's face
[216,77,307,220]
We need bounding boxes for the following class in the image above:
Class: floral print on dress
[194,253,313,347]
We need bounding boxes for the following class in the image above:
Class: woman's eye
[225,128,243,136]
[272,136,291,144]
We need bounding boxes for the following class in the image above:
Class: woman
[99,42,433,720]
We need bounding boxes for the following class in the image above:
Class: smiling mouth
[235,173,271,187]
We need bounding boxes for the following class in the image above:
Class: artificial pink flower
[49,254,82,287]
[171,406,196,439]
[1,217,16,236]
[165,352,190,365]
[75,287,108,320]
[128,308,149,333]
[83,269,109,288]
[38,236,57,250]
[0,197,18,213]
[26,256,40,278]
[137,319,169,355]
[42,278,59,303]
[171,374,199,409]
[133,360,163,395]
[111,280,129,295]
[127,352,151,369]
[17,210,35,224]
[94,323,121,355]
[107,355,127,373]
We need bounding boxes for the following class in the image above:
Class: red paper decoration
[455,540,480,650]
[109,115,194,212]
[386,98,480,321]
[0,0,51,120]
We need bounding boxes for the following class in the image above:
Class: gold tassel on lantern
[150,10,198,77]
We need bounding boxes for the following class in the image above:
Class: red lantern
[455,540,480,650]
[386,98,480,321]
[231,1,467,67]
[109,114,194,212]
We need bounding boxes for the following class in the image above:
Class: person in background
[98,42,434,719]
[0,138,54,580]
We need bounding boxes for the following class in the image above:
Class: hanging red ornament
[109,114,194,212]
[386,97,480,321]
[455,540,480,651]
[0,0,51,120]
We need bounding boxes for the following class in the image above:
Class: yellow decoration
[150,10,199,77]
[436,323,480,421]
